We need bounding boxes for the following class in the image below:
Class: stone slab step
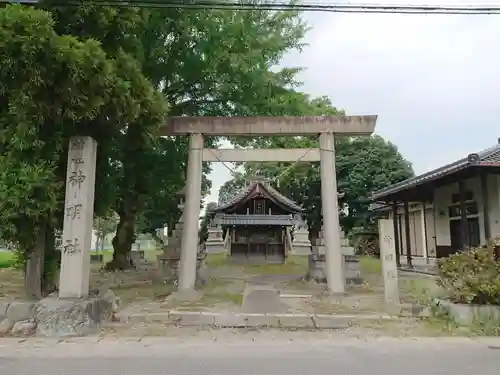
[117,310,399,330]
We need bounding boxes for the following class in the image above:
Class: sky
[205,0,500,206]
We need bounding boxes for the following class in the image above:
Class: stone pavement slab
[120,310,396,329]
[241,285,290,314]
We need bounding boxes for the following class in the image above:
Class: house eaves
[372,141,500,201]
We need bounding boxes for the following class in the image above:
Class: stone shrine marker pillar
[378,219,400,305]
[59,136,97,299]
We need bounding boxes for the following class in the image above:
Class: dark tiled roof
[372,142,500,201]
[215,179,304,213]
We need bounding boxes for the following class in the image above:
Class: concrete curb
[119,310,400,329]
[398,267,437,277]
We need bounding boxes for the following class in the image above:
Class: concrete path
[241,284,290,314]
[0,337,499,375]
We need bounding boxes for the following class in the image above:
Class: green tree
[199,201,218,245]
[42,3,309,268]
[0,4,113,297]
[217,172,247,205]
[0,4,167,295]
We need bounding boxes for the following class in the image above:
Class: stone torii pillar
[178,133,204,291]
[319,132,344,294]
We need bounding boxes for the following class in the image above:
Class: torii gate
[56,115,376,299]
[161,115,377,294]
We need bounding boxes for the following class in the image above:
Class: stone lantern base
[305,254,363,285]
[158,249,207,287]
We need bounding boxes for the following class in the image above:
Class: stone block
[394,303,431,317]
[213,313,246,328]
[11,320,36,335]
[312,315,350,329]
[169,311,215,326]
[276,314,315,329]
[6,301,36,322]
[181,312,215,326]
[90,254,103,263]
[205,243,227,254]
[127,312,171,323]
[342,246,355,256]
[35,295,114,337]
[0,318,14,334]
[0,301,10,320]
[435,299,500,325]
[245,314,279,328]
[290,246,311,256]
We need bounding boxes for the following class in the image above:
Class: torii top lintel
[159,115,377,136]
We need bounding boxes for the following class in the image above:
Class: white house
[371,140,500,262]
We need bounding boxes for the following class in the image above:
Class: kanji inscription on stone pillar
[58,136,97,299]
[378,219,400,305]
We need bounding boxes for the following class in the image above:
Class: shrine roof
[214,178,304,213]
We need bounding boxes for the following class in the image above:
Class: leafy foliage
[43,4,309,267]
[0,4,117,256]
[199,202,218,245]
[0,4,168,289]
[437,243,500,305]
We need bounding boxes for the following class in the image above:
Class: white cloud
[207,1,500,203]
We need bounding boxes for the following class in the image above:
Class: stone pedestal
[291,221,312,255]
[157,206,205,286]
[205,224,226,254]
[59,136,97,299]
[306,227,362,284]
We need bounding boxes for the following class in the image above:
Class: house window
[254,199,265,214]
[448,202,478,218]
[451,190,474,204]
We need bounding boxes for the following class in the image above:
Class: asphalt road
[0,337,499,375]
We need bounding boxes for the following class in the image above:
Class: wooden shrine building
[213,177,303,263]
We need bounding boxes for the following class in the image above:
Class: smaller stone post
[205,223,226,254]
[379,219,400,305]
[59,136,97,299]
[291,219,312,255]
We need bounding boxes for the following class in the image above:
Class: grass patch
[0,249,160,270]
[360,256,381,275]
[0,251,16,269]
[205,253,228,268]
[201,277,244,305]
[0,267,25,299]
[399,277,441,305]
[240,255,308,275]
[111,280,174,304]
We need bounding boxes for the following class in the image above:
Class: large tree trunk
[95,235,100,252]
[24,227,46,300]
[107,213,135,270]
[41,228,58,296]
